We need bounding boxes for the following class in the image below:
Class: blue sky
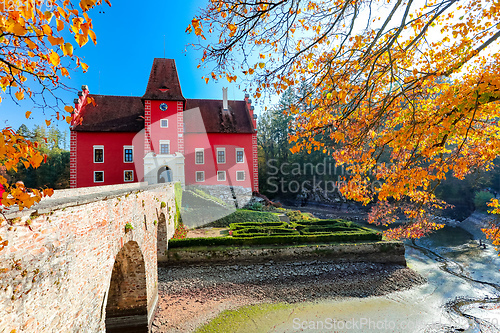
[0,1,258,132]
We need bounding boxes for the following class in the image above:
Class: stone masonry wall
[0,182,175,332]
[186,184,252,208]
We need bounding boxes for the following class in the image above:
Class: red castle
[70,59,258,191]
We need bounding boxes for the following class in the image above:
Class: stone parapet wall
[0,183,175,333]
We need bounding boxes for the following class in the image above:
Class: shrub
[232,227,300,237]
[295,219,353,227]
[249,202,263,211]
[172,223,188,239]
[286,210,303,222]
[300,226,358,234]
[474,191,495,212]
[168,231,382,248]
[229,221,287,230]
[124,223,134,232]
[174,182,183,228]
[204,209,280,227]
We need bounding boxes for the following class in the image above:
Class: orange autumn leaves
[0,1,110,211]
[0,129,53,210]
[191,0,500,241]
[0,0,107,103]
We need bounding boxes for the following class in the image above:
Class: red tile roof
[142,58,185,101]
[184,99,255,133]
[73,95,144,132]
[73,59,256,134]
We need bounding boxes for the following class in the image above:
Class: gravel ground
[151,260,425,332]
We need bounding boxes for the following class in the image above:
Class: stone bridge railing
[0,182,175,332]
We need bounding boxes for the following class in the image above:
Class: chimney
[71,85,90,128]
[222,87,228,111]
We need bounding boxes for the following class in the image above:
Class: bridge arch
[105,240,148,332]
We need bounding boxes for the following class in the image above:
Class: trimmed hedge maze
[169,219,382,248]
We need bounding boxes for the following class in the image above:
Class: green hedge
[232,227,300,237]
[295,219,353,227]
[168,231,382,248]
[229,221,287,230]
[300,226,358,234]
[174,182,183,228]
[204,209,280,227]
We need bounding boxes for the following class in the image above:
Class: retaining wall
[162,241,406,266]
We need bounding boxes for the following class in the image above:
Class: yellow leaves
[228,23,237,37]
[42,24,52,36]
[47,36,64,46]
[25,111,31,119]
[87,96,96,106]
[62,42,73,56]
[258,62,265,69]
[25,39,37,50]
[44,11,54,23]
[56,19,64,32]
[71,17,83,34]
[259,54,266,59]
[204,77,209,84]
[64,105,74,113]
[12,23,27,36]
[29,153,44,169]
[45,120,51,127]
[81,62,89,72]
[66,116,72,124]
[80,0,97,11]
[88,30,97,44]
[191,18,205,38]
[49,50,60,66]
[61,68,69,77]
[44,188,54,197]
[226,74,237,82]
[248,68,254,75]
[15,90,24,101]
[290,145,301,154]
[75,33,89,47]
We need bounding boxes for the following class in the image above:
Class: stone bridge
[0,182,176,332]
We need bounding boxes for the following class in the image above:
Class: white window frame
[159,140,170,155]
[195,148,204,165]
[160,119,169,128]
[123,145,134,163]
[217,171,226,181]
[216,148,226,164]
[94,171,104,183]
[236,148,244,164]
[93,145,104,163]
[195,171,205,182]
[124,170,134,182]
[236,171,245,181]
